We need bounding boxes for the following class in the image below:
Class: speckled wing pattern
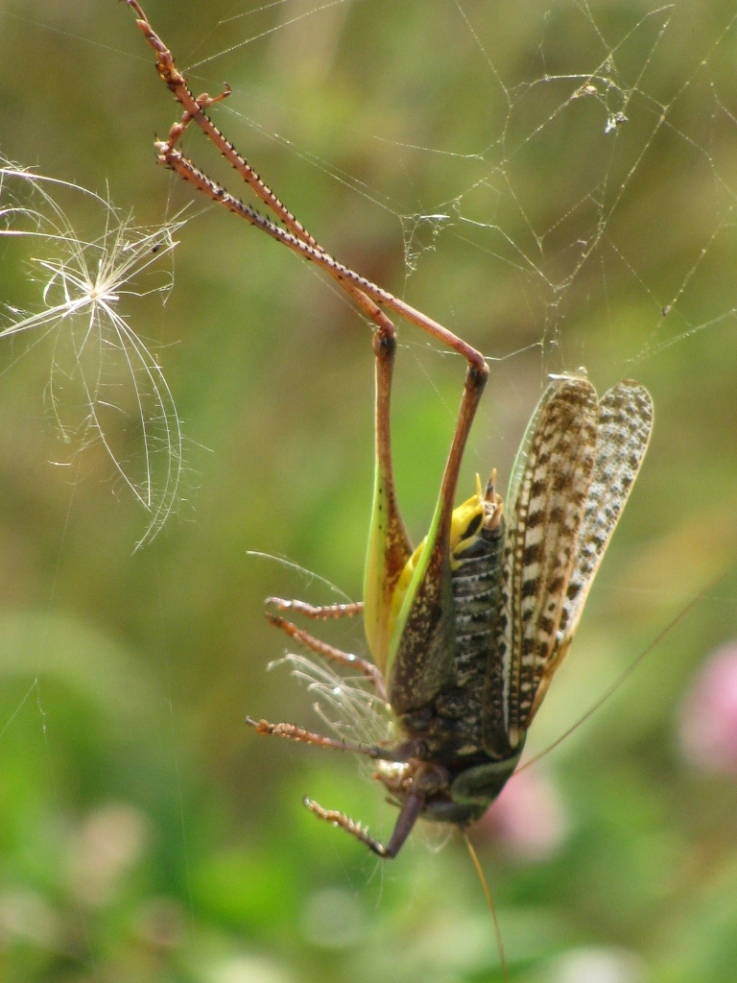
[493,376,653,750]
[556,381,654,650]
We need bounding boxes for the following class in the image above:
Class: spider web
[0,2,736,982]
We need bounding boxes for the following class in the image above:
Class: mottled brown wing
[492,376,600,751]
[555,381,653,654]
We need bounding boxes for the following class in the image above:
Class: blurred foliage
[1,1,737,981]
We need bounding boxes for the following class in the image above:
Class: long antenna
[519,578,721,773]
[463,830,509,983]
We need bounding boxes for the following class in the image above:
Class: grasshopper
[125,0,653,859]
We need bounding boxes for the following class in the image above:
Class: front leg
[305,789,426,859]
[246,716,404,762]
[265,611,386,701]
[266,597,364,620]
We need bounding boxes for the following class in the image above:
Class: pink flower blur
[475,767,568,861]
[680,641,737,774]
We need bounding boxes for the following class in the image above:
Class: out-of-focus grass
[1,2,736,981]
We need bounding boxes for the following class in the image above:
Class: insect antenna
[518,575,720,774]
[462,830,509,983]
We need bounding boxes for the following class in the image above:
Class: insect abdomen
[452,524,505,682]
[398,511,505,762]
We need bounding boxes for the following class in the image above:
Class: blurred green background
[1,1,737,981]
